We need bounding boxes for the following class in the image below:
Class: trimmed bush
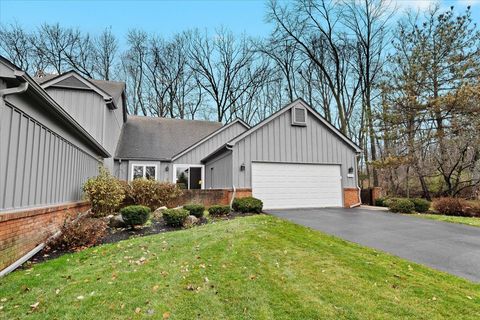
[232,197,263,213]
[83,166,125,217]
[383,198,399,208]
[124,179,183,210]
[375,197,389,207]
[183,204,205,218]
[120,205,151,227]
[47,214,107,251]
[162,208,189,227]
[411,198,431,213]
[208,205,231,216]
[433,197,464,216]
[463,201,480,217]
[388,198,415,213]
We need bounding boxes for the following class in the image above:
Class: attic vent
[291,106,307,126]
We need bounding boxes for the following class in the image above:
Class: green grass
[410,213,480,227]
[1,215,479,320]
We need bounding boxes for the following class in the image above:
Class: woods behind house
[1,0,478,199]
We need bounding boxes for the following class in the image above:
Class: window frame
[130,163,158,181]
[172,164,205,190]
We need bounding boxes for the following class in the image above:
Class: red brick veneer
[169,189,252,208]
[344,188,361,208]
[0,201,90,271]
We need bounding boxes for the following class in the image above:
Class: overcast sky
[1,0,479,47]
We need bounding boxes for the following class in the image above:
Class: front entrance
[174,165,204,189]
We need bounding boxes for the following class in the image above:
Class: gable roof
[227,98,362,153]
[115,116,223,161]
[34,70,125,110]
[0,56,110,158]
[171,118,250,161]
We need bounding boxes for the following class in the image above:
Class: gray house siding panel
[0,99,101,212]
[47,87,105,148]
[46,87,123,171]
[205,151,232,189]
[173,122,247,165]
[232,109,358,189]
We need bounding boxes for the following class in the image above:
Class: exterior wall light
[165,166,169,172]
[240,163,245,171]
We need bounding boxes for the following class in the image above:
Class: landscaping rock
[109,214,126,228]
[183,215,199,228]
[152,206,168,220]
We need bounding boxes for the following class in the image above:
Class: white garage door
[251,162,343,209]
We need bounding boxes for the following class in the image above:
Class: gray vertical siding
[173,121,247,164]
[205,151,233,189]
[232,108,358,188]
[0,100,100,212]
[46,87,123,171]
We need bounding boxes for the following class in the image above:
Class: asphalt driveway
[267,207,480,282]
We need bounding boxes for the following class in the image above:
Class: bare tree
[93,27,118,80]
[188,28,269,122]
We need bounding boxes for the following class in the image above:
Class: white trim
[130,163,158,181]
[228,99,361,153]
[172,164,205,189]
[40,71,112,100]
[171,119,250,161]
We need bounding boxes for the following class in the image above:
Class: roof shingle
[115,116,223,160]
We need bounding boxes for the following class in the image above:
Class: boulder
[109,214,126,228]
[152,206,168,220]
[183,215,199,228]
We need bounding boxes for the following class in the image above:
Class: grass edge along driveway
[0,215,479,320]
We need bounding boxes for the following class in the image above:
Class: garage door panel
[252,162,342,209]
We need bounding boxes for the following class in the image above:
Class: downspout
[225,144,237,208]
[350,152,362,208]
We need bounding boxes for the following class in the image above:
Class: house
[0,56,360,272]
[113,100,362,209]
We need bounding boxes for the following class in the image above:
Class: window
[291,106,307,126]
[173,165,204,190]
[131,164,157,180]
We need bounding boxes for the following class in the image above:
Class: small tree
[83,166,125,217]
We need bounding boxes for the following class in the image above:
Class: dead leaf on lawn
[30,302,39,310]
[135,307,141,314]
[467,296,473,300]
[55,289,60,295]
[152,285,159,292]
[249,274,257,280]
[163,311,171,319]
[0,298,7,302]
[77,296,84,300]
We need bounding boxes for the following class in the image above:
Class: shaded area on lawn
[1,215,479,319]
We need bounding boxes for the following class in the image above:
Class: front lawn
[1,215,479,319]
[410,213,480,228]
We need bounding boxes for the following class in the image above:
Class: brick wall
[344,188,361,208]
[169,189,252,208]
[0,201,90,271]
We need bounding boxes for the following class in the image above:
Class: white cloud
[394,0,437,11]
[458,0,480,6]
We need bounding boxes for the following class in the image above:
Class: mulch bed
[22,212,257,267]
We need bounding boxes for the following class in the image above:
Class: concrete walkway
[267,207,480,282]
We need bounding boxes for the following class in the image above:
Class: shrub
[388,198,415,213]
[463,200,480,217]
[47,214,107,251]
[124,179,183,210]
[208,205,231,216]
[162,208,189,227]
[433,197,463,216]
[183,204,205,218]
[383,198,399,208]
[375,197,389,207]
[232,197,263,213]
[411,198,431,213]
[120,205,151,227]
[83,166,125,217]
